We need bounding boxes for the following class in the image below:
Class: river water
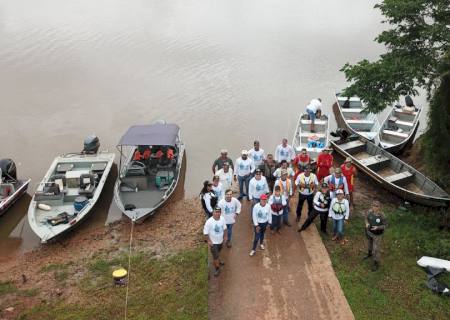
[0,0,429,256]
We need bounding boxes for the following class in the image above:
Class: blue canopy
[118,123,179,146]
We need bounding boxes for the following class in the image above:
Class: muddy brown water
[0,0,429,256]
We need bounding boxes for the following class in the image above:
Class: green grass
[18,247,208,320]
[321,205,450,320]
[40,262,71,284]
[0,281,17,296]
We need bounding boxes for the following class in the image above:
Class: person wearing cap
[273,160,295,180]
[274,138,295,165]
[212,149,234,174]
[212,175,225,200]
[340,157,357,206]
[295,165,318,222]
[269,185,288,233]
[328,189,350,243]
[248,168,269,207]
[217,189,241,248]
[200,180,218,218]
[305,98,322,132]
[293,148,311,180]
[298,182,331,233]
[248,140,266,171]
[274,170,293,226]
[263,153,277,191]
[203,206,227,277]
[250,194,272,256]
[363,200,386,271]
[324,167,349,199]
[316,148,334,182]
[215,162,234,191]
[234,150,255,200]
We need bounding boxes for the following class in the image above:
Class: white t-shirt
[306,99,322,113]
[203,216,227,244]
[212,182,224,200]
[248,176,269,200]
[216,168,233,191]
[252,203,272,226]
[248,148,265,167]
[274,144,295,163]
[235,157,255,177]
[328,198,350,220]
[295,173,319,195]
[217,198,242,224]
[268,194,287,215]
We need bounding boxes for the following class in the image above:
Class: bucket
[112,268,128,286]
[74,196,88,213]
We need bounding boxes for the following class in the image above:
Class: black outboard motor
[0,159,17,182]
[405,95,414,107]
[83,135,100,154]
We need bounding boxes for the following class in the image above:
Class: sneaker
[249,250,256,256]
[260,244,265,250]
[332,235,338,241]
[214,268,220,277]
[226,241,232,248]
[219,261,225,266]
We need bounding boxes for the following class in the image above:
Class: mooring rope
[124,220,135,320]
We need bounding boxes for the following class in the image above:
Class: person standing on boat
[204,207,227,277]
[293,148,311,180]
[212,175,224,200]
[269,186,287,234]
[324,167,349,199]
[234,150,255,201]
[212,149,234,174]
[263,154,277,191]
[216,162,233,191]
[305,98,322,132]
[200,181,218,218]
[316,148,333,182]
[295,166,318,222]
[217,189,241,248]
[298,182,331,234]
[340,157,357,207]
[274,138,295,165]
[248,140,266,172]
[363,200,386,271]
[328,189,350,243]
[250,194,272,256]
[273,160,295,180]
[248,168,269,209]
[274,170,293,226]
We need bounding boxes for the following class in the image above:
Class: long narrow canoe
[330,136,449,208]
[292,113,329,161]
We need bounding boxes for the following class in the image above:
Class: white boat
[28,137,115,243]
[0,159,30,216]
[292,113,329,160]
[334,91,382,142]
[114,121,185,222]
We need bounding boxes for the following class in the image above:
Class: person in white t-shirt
[248,140,265,171]
[274,138,295,164]
[234,150,255,200]
[273,160,295,180]
[212,175,224,200]
[305,98,322,132]
[248,169,269,204]
[217,189,241,248]
[216,162,233,191]
[203,207,227,277]
[250,194,272,256]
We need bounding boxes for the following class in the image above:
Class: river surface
[0,0,429,256]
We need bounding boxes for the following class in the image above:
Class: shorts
[210,243,223,260]
[306,108,316,121]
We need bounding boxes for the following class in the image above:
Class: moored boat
[114,121,185,222]
[292,113,329,161]
[28,136,115,243]
[0,159,30,216]
[330,136,449,207]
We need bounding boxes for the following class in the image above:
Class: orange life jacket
[278,179,292,196]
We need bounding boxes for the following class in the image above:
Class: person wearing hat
[200,180,218,218]
[250,194,272,256]
[217,189,241,248]
[274,138,295,165]
[215,162,234,191]
[324,167,349,199]
[273,160,295,180]
[274,169,293,226]
[294,165,318,222]
[212,175,225,201]
[203,206,227,277]
[269,185,288,233]
[298,182,331,233]
[340,157,357,206]
[328,189,350,243]
[363,200,386,271]
[316,148,334,182]
[248,140,266,171]
[293,148,311,180]
[212,149,234,174]
[234,150,255,200]
[248,168,269,208]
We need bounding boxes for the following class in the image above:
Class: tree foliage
[341,0,450,113]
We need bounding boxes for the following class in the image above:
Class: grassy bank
[17,247,208,320]
[321,204,450,320]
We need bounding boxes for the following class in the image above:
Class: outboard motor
[83,135,100,154]
[405,95,414,107]
[0,159,17,182]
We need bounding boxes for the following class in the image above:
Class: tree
[340,0,450,180]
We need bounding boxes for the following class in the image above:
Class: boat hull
[292,113,329,161]
[0,179,30,216]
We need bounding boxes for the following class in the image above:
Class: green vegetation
[321,205,450,320]
[40,262,71,284]
[0,281,17,296]
[19,247,208,320]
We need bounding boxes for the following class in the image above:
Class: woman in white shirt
[328,189,350,244]
[200,181,218,218]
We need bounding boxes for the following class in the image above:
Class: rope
[124,220,135,320]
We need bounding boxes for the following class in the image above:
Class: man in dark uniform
[363,200,387,271]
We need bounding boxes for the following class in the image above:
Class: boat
[292,113,329,160]
[333,92,381,142]
[0,159,30,216]
[330,136,450,208]
[114,121,185,222]
[378,98,421,155]
[28,136,115,243]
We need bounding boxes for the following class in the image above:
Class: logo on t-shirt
[225,206,233,214]
[257,210,264,219]
[280,150,287,156]
[214,224,221,234]
[256,183,264,191]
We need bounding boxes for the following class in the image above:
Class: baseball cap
[260,194,268,200]
[336,189,344,195]
[241,149,248,155]
[321,182,328,188]
[214,206,221,211]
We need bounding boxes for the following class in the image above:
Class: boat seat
[339,140,366,153]
[347,119,374,125]
[78,174,96,198]
[126,161,147,176]
[395,109,417,116]
[299,132,326,138]
[56,163,74,173]
[395,120,414,127]
[383,130,408,138]
[385,171,413,185]
[341,108,363,113]
[300,119,327,125]
[360,155,390,168]
[91,162,107,173]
